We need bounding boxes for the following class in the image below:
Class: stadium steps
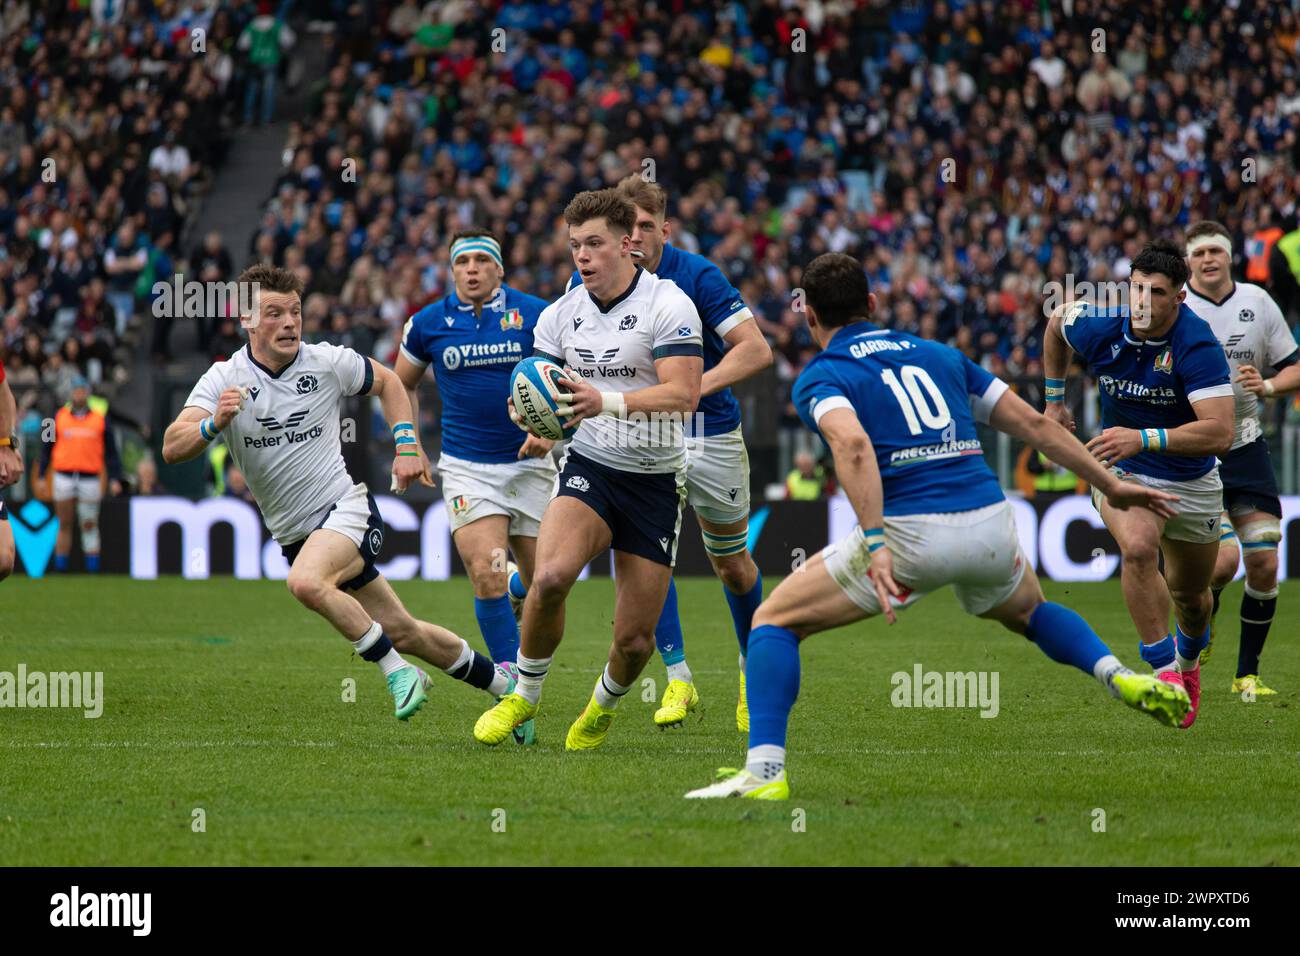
[132,18,325,435]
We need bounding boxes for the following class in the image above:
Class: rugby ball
[509,357,577,441]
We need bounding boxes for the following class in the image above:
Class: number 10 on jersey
[881,366,951,435]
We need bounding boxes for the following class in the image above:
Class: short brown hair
[449,226,499,247]
[236,263,304,297]
[801,253,872,329]
[563,189,636,236]
[1185,220,1231,244]
[615,175,667,219]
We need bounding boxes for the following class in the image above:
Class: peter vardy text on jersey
[244,424,325,449]
[573,364,638,379]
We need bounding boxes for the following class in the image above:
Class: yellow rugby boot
[474,693,537,746]
[565,689,617,751]
[1231,674,1278,699]
[653,678,699,728]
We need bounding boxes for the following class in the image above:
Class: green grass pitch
[1,577,1297,866]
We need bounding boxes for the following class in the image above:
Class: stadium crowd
[237,0,1300,481]
[4,0,1300,493]
[0,0,286,435]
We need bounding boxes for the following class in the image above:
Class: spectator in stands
[785,452,828,502]
[103,223,149,339]
[238,2,297,127]
[224,464,256,504]
[133,456,166,496]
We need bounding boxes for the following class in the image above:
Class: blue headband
[450,236,503,270]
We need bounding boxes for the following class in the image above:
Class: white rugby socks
[594,664,630,709]
[515,653,551,704]
[666,661,692,685]
[352,621,408,677]
[746,744,786,781]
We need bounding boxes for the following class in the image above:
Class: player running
[394,229,553,743]
[569,176,773,731]
[684,253,1188,800]
[473,188,704,750]
[162,265,515,721]
[0,356,20,581]
[1183,220,1299,697]
[1043,239,1234,729]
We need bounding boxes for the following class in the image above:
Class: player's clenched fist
[1086,426,1141,466]
[391,451,424,493]
[1235,363,1268,397]
[1043,399,1075,433]
[214,387,245,430]
[0,444,21,487]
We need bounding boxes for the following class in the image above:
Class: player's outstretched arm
[162,391,243,464]
[1042,301,1082,431]
[367,359,431,493]
[0,376,20,487]
[987,388,1179,518]
[817,406,903,621]
[701,319,773,397]
[391,351,435,485]
[1237,360,1300,399]
[1085,395,1234,464]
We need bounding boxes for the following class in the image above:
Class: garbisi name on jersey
[849,338,915,358]
[1097,374,1178,404]
[244,424,325,449]
[889,438,984,466]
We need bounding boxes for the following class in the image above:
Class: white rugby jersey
[185,342,372,543]
[534,267,703,473]
[1185,281,1299,448]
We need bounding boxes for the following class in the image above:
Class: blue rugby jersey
[568,242,752,436]
[793,322,1008,517]
[1060,303,1233,481]
[400,284,550,463]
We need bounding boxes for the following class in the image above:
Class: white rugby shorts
[822,500,1025,617]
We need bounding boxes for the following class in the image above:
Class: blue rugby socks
[745,624,801,780]
[474,594,520,666]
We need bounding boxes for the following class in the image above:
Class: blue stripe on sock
[1139,634,1176,670]
[1175,622,1209,660]
[747,624,800,749]
[474,594,520,665]
[724,572,763,656]
[1024,601,1110,676]
[655,578,686,666]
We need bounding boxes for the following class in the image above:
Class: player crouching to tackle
[163,265,516,721]
[473,189,704,750]
[686,253,1187,800]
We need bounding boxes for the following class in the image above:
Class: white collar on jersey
[245,344,301,379]
[1121,318,1169,348]
[1186,281,1237,308]
[453,285,506,313]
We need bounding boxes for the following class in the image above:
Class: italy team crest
[1153,348,1173,374]
[500,308,524,331]
[450,495,469,514]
